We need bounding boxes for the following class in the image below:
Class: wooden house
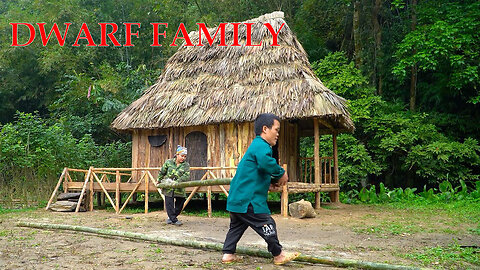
[111,12,354,207]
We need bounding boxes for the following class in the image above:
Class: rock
[288,199,316,218]
[49,200,85,212]
[56,192,81,200]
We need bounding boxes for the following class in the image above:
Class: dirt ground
[0,202,478,270]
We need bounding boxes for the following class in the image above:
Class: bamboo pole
[92,167,236,171]
[156,178,232,189]
[75,167,92,213]
[17,222,431,270]
[46,167,67,210]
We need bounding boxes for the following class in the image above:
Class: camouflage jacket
[157,158,190,197]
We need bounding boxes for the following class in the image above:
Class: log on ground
[17,222,431,270]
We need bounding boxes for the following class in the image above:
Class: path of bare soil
[0,203,478,269]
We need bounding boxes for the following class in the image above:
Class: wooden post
[63,170,70,193]
[116,171,120,214]
[207,186,212,218]
[314,118,321,209]
[46,167,67,210]
[89,172,94,211]
[281,164,288,217]
[145,170,149,214]
[76,167,92,213]
[330,132,340,203]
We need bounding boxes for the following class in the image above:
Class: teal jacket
[226,136,285,214]
[157,158,190,197]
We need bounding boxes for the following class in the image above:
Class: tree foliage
[0,0,479,201]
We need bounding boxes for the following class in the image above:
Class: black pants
[222,204,282,256]
[165,196,185,223]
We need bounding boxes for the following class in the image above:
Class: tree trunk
[17,222,430,270]
[372,0,383,95]
[409,0,418,111]
[353,0,362,67]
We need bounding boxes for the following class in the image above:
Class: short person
[222,113,300,265]
[157,145,190,226]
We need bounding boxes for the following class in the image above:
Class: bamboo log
[156,178,232,189]
[17,222,430,270]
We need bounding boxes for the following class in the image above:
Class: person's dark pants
[165,195,185,223]
[222,204,282,256]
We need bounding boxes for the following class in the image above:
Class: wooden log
[156,178,232,189]
[48,201,85,212]
[56,192,81,201]
[17,222,431,270]
[288,199,316,218]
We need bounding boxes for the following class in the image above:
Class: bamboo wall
[131,121,299,182]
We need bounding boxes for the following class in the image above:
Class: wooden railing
[46,167,236,216]
[299,157,335,185]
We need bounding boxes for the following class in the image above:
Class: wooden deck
[46,166,339,217]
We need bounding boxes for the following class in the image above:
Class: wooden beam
[317,118,334,130]
[46,167,67,210]
[75,167,92,213]
[314,119,321,209]
[92,172,118,213]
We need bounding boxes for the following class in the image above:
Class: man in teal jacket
[222,113,300,265]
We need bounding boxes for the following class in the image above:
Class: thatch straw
[111,11,354,132]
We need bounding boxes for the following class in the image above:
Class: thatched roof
[112,12,354,132]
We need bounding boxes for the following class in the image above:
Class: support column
[314,118,321,209]
[280,164,288,217]
[329,132,340,203]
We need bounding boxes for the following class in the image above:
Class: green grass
[398,244,480,269]
[0,205,39,215]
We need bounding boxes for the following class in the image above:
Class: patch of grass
[399,244,480,269]
[352,220,421,237]
[468,225,480,235]
[0,206,38,215]
[182,209,229,218]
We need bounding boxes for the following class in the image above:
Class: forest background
[1,0,479,204]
